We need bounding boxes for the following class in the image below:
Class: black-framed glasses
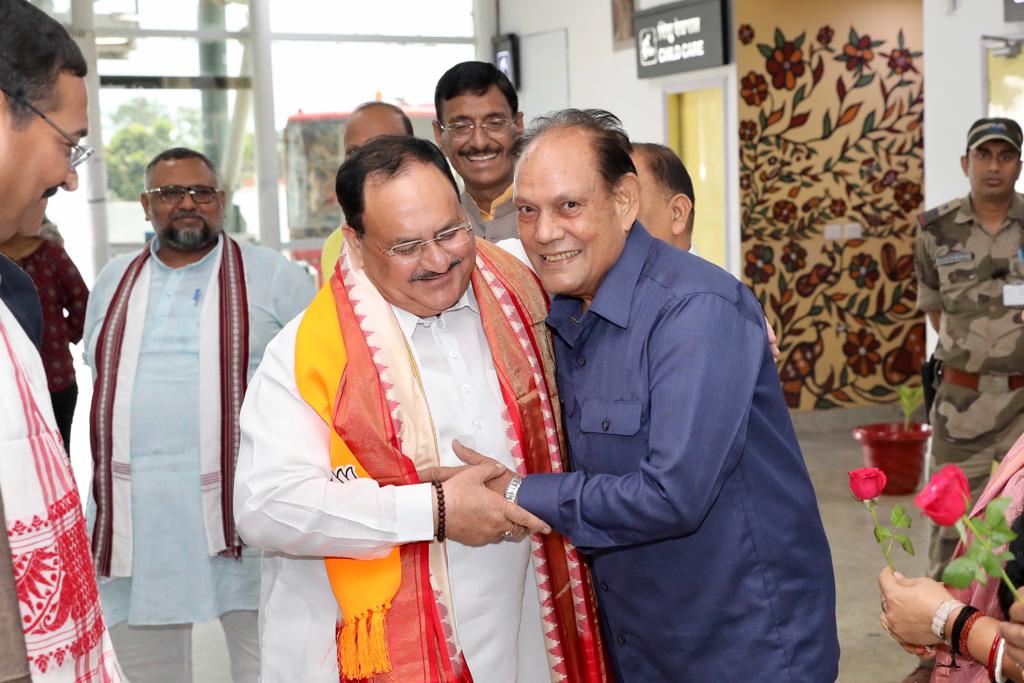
[3,90,93,170]
[437,117,513,140]
[375,223,474,263]
[143,185,221,205]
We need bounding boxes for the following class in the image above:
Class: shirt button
[473,419,483,429]
[616,635,626,645]
[601,419,610,431]
[448,350,458,359]
[576,356,587,367]
[600,582,609,591]
[461,384,472,394]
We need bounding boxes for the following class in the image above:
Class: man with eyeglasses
[234,136,609,682]
[434,61,524,243]
[82,147,315,682]
[0,1,125,681]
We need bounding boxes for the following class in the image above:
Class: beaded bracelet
[432,480,446,542]
[959,611,984,659]
[951,606,980,657]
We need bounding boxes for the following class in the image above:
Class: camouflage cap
[967,117,1023,153]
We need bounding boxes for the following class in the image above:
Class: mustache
[458,144,503,157]
[409,257,462,282]
[170,210,208,227]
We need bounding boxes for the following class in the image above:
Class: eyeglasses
[375,223,474,263]
[143,185,221,204]
[437,117,513,140]
[4,90,94,170]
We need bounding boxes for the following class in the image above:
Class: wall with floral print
[735,0,925,410]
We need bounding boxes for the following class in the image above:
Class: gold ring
[502,526,515,539]
[880,615,896,638]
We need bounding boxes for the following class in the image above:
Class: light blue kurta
[84,237,315,626]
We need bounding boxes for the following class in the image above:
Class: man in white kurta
[234,136,614,683]
[83,148,314,683]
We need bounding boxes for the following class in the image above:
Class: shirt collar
[390,285,479,338]
[475,184,514,222]
[149,233,223,270]
[548,221,652,336]
[956,193,1024,227]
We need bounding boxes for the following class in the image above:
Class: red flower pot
[851,423,931,495]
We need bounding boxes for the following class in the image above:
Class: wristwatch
[932,599,964,641]
[504,474,524,504]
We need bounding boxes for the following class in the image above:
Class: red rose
[914,464,970,526]
[848,467,887,500]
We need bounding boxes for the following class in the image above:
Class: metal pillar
[248,0,282,249]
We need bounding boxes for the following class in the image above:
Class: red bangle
[960,611,984,659]
[988,634,1002,681]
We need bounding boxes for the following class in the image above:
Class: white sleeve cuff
[394,482,435,543]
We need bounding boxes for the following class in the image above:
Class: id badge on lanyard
[1005,245,1024,306]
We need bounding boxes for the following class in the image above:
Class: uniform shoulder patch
[917,198,962,228]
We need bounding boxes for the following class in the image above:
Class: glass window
[272,40,475,242]
[97,37,248,79]
[987,45,1024,193]
[93,0,249,33]
[269,0,474,37]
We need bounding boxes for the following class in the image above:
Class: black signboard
[493,34,520,89]
[1006,0,1024,23]
[634,0,727,78]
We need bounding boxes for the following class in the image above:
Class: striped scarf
[89,235,249,577]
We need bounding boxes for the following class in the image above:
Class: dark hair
[632,143,696,209]
[999,512,1024,617]
[514,109,637,192]
[336,136,459,235]
[352,101,414,135]
[434,61,518,121]
[144,147,219,187]
[0,0,88,128]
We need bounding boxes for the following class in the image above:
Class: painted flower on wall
[772,199,798,224]
[843,328,882,377]
[782,241,807,272]
[739,120,759,142]
[745,245,776,284]
[817,25,834,46]
[836,29,881,74]
[882,31,922,77]
[894,181,924,213]
[766,41,806,90]
[830,198,847,217]
[849,253,881,289]
[738,24,755,45]
[741,71,769,105]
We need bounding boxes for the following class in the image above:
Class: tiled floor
[183,428,931,682]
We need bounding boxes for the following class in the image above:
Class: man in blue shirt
[458,109,839,680]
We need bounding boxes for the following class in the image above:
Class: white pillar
[473,0,497,62]
[69,0,110,272]
[248,0,282,249]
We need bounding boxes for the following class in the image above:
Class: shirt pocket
[936,252,978,314]
[580,399,642,436]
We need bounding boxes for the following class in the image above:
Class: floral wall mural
[735,0,925,410]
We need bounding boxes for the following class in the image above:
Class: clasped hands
[417,440,551,547]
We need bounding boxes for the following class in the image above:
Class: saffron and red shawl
[294,238,609,682]
[89,235,249,577]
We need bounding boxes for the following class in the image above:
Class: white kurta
[235,290,547,683]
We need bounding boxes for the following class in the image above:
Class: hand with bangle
[879,568,1024,681]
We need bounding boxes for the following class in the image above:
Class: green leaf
[861,111,876,137]
[868,385,891,397]
[898,30,906,50]
[972,517,992,537]
[982,551,1003,578]
[849,27,858,45]
[794,31,806,51]
[999,550,1016,563]
[991,527,1018,545]
[942,556,979,588]
[823,111,833,138]
[857,297,870,317]
[856,72,876,89]
[775,28,785,48]
[986,497,1013,527]
[759,109,768,130]
[891,505,912,529]
[893,532,915,556]
[874,525,893,543]
[793,84,807,109]
[975,567,990,585]
[758,44,774,59]
[815,398,838,410]
[809,305,824,316]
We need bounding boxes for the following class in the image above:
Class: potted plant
[851,384,932,495]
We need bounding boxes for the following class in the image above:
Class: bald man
[630,142,695,252]
[321,102,415,275]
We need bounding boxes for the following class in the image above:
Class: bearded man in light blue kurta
[83,148,315,683]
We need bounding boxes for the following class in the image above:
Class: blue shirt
[516,225,839,682]
[84,237,315,625]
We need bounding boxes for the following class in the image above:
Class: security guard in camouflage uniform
[915,117,1024,585]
